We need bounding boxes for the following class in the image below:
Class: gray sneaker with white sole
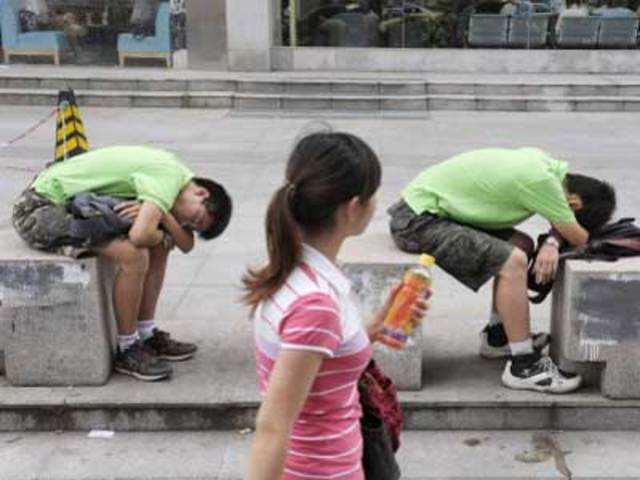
[114,342,173,381]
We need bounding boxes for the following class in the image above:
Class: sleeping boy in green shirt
[13,145,232,382]
[389,147,615,394]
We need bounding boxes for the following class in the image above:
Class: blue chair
[117,2,172,67]
[0,0,4,56]
[1,0,69,65]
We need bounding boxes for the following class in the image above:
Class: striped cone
[54,89,89,163]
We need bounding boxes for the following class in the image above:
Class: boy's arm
[517,176,587,246]
[160,212,195,253]
[533,222,589,285]
[550,222,589,247]
[128,201,164,248]
[117,201,195,252]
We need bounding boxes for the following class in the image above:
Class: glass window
[7,0,187,66]
[280,0,640,49]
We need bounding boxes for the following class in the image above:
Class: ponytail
[242,185,302,309]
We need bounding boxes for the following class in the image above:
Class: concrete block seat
[0,229,116,386]
[468,14,509,47]
[340,233,424,391]
[597,17,639,49]
[118,2,172,67]
[0,0,70,65]
[551,258,640,399]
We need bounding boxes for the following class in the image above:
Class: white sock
[489,311,501,326]
[118,332,140,352]
[510,338,534,357]
[138,320,156,341]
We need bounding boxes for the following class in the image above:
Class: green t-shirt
[33,146,194,213]
[402,148,577,230]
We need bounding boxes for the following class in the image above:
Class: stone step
[1,362,639,432]
[2,430,640,479]
[2,88,640,112]
[3,74,640,97]
[2,230,639,434]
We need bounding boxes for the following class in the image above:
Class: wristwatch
[162,231,175,251]
[544,236,561,249]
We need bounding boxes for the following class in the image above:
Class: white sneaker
[502,355,582,394]
[479,324,551,359]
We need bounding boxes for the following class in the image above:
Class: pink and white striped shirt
[253,244,372,480]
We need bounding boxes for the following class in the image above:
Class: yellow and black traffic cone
[54,89,89,163]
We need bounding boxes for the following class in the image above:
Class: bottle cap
[419,254,435,267]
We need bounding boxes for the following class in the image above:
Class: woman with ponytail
[244,131,427,480]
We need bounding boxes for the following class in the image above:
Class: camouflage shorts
[388,200,515,292]
[12,189,74,252]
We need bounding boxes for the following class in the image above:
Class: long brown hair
[243,131,382,309]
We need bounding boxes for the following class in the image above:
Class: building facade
[211,0,640,73]
[3,0,640,73]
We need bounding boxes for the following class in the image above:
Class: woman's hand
[366,283,430,342]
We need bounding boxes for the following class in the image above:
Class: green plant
[429,0,477,47]
[380,12,449,47]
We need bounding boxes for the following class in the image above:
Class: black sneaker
[114,342,172,381]
[502,353,582,394]
[143,329,197,362]
[479,323,551,359]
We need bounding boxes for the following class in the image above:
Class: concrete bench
[0,229,116,386]
[341,233,424,391]
[551,258,640,399]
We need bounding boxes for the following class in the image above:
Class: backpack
[528,218,640,304]
[358,359,402,480]
[68,193,133,247]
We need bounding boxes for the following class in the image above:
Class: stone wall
[272,47,640,73]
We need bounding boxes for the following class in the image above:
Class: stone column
[186,0,228,69]
[225,0,275,71]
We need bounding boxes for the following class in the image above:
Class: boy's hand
[366,283,430,342]
[115,200,142,222]
[533,243,559,284]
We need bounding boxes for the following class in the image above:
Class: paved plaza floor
[1,107,640,402]
[2,430,640,479]
[1,107,640,476]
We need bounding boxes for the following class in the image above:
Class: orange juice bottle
[378,254,434,350]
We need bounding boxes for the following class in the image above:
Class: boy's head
[565,173,616,233]
[174,178,232,240]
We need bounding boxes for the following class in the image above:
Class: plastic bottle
[378,254,435,350]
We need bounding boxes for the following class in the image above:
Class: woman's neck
[303,232,345,264]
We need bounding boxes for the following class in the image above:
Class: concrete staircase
[2,68,640,113]
[2,227,640,434]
